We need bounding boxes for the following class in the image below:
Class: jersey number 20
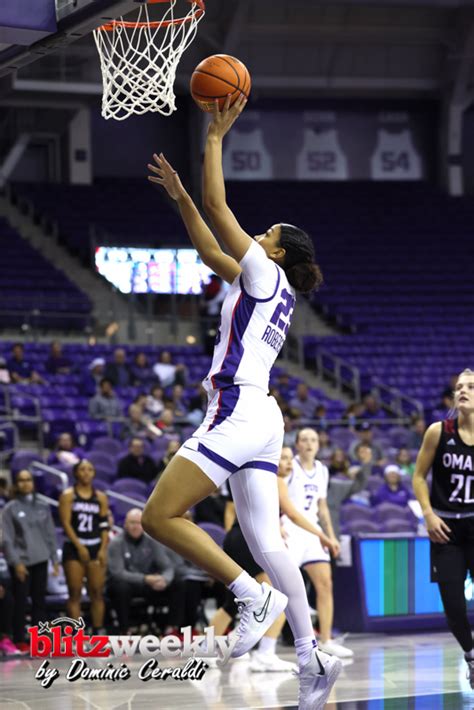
[449,474,474,504]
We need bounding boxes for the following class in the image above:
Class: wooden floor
[1,632,473,709]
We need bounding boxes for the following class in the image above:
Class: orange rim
[98,0,204,31]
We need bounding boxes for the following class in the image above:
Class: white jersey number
[449,474,474,504]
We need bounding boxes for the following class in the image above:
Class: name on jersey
[443,453,473,471]
[261,325,285,353]
[73,501,100,514]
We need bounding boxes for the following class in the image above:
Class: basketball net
[93,0,205,121]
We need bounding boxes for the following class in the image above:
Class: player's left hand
[328,538,341,558]
[208,93,247,139]
[147,153,186,201]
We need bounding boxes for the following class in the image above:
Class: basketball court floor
[1,632,473,709]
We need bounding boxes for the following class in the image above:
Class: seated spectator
[105,348,131,388]
[88,378,123,420]
[167,384,189,421]
[352,443,376,477]
[407,416,426,450]
[371,464,411,507]
[155,407,177,435]
[82,357,105,398]
[360,394,387,422]
[45,341,72,375]
[348,423,385,464]
[289,383,318,421]
[7,343,44,384]
[146,385,165,419]
[327,464,372,538]
[276,372,291,399]
[156,439,181,478]
[47,432,85,467]
[121,403,162,441]
[313,404,328,429]
[107,508,181,634]
[117,438,158,483]
[328,448,351,477]
[283,412,301,448]
[317,430,334,462]
[130,352,156,389]
[396,447,415,477]
[193,491,227,527]
[153,350,186,388]
[0,477,9,511]
[342,402,365,430]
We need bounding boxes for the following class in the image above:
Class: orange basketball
[190,54,251,112]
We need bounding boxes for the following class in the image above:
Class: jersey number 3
[270,288,295,335]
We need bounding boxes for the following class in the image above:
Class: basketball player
[413,369,474,687]
[144,93,341,706]
[280,430,353,659]
[208,446,338,672]
[59,460,109,633]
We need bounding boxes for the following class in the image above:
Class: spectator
[328,448,351,477]
[155,407,177,435]
[313,404,328,429]
[153,350,186,388]
[342,402,365,430]
[327,464,372,538]
[352,443,376,477]
[396,447,415,477]
[47,432,85,467]
[167,384,189,421]
[7,343,43,384]
[276,372,291,399]
[371,464,411,507]
[156,439,181,478]
[317,430,334,462]
[360,394,387,422]
[117,438,158,483]
[0,357,10,384]
[107,508,180,634]
[45,341,72,375]
[146,385,165,418]
[269,386,288,416]
[105,348,131,388]
[2,469,59,649]
[348,423,385,464]
[89,378,123,420]
[82,358,105,398]
[407,416,426,450]
[121,403,161,441]
[289,383,318,421]
[130,352,156,389]
[283,411,302,448]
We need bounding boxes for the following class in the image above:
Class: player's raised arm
[147,153,240,285]
[202,95,254,263]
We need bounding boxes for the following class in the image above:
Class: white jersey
[203,240,296,395]
[283,456,329,533]
[223,124,274,180]
[370,128,422,180]
[296,127,348,180]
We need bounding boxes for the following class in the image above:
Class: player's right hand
[77,545,91,564]
[425,511,451,544]
[147,153,185,201]
[15,563,29,582]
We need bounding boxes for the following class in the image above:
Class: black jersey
[430,419,474,516]
[70,488,103,545]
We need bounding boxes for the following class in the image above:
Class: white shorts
[177,386,283,487]
[285,528,331,567]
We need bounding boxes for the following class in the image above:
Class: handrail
[105,489,145,509]
[0,420,19,451]
[37,492,59,507]
[30,461,69,491]
[372,379,423,418]
[315,347,361,401]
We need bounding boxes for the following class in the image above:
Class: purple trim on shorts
[239,460,278,474]
[197,442,238,473]
[239,264,281,303]
[302,559,331,567]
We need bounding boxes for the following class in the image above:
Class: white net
[93,0,205,121]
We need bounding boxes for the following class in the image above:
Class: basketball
[190,54,251,112]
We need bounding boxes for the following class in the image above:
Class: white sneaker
[298,648,341,710]
[466,658,474,689]
[318,638,354,659]
[250,650,297,673]
[231,582,288,658]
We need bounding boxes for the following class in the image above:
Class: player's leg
[142,455,243,584]
[85,557,106,632]
[305,562,333,643]
[63,560,85,619]
[438,578,472,652]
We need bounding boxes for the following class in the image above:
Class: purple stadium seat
[340,504,374,524]
[11,450,42,474]
[198,522,226,548]
[344,519,381,535]
[110,493,147,526]
[91,437,123,457]
[374,502,413,521]
[111,478,149,498]
[383,519,417,534]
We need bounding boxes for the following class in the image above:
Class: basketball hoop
[93,0,205,121]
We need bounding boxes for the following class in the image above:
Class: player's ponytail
[279,223,323,294]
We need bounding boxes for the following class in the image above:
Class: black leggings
[9,561,48,643]
[438,579,473,653]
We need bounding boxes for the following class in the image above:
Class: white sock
[295,636,317,667]
[228,571,261,599]
[258,635,277,655]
